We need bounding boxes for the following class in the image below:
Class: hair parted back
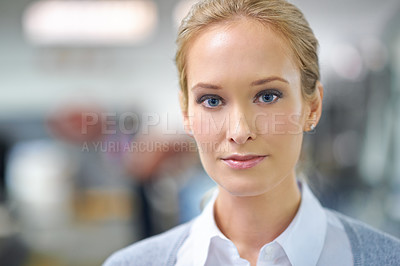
[175,0,320,111]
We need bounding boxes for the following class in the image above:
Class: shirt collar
[278,180,327,266]
[190,187,223,266]
[189,179,327,266]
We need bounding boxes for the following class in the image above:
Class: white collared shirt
[176,180,353,266]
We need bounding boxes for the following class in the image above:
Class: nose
[227,107,256,145]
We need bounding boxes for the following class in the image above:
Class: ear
[306,81,324,131]
[179,90,193,136]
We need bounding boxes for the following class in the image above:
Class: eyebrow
[191,76,289,91]
[251,76,289,86]
[191,83,222,91]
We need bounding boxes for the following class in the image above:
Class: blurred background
[0,0,400,265]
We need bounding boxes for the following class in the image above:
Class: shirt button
[263,245,276,261]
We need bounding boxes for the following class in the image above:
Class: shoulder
[103,222,192,266]
[326,208,400,265]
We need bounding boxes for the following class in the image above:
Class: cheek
[189,108,231,158]
[254,108,305,160]
[264,112,305,163]
[275,112,305,134]
[191,110,226,139]
[253,110,305,135]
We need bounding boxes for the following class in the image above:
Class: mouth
[221,154,268,170]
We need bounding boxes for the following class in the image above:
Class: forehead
[185,18,299,88]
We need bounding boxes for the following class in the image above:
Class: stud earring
[310,124,316,131]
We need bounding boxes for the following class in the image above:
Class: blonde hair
[175,0,320,111]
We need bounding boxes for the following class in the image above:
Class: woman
[104,0,400,265]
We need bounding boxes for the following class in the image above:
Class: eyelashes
[254,89,283,104]
[196,94,224,108]
[196,89,283,108]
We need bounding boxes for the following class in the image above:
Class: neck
[214,174,301,254]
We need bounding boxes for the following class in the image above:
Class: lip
[221,154,267,170]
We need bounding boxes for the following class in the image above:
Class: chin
[200,156,285,197]
[212,170,276,197]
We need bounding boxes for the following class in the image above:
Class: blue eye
[255,89,282,104]
[260,93,275,103]
[206,98,221,107]
[197,95,224,108]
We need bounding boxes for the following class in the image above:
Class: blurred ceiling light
[23,0,158,46]
[173,0,197,28]
[330,43,364,81]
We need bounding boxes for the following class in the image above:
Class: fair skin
[181,18,323,265]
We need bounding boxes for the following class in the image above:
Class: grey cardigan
[104,209,400,266]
